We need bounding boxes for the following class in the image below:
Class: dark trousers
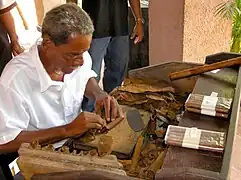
[0,152,18,180]
[82,36,129,112]
[0,23,12,75]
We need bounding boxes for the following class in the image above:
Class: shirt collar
[30,44,62,93]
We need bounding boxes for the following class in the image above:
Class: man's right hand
[65,112,106,137]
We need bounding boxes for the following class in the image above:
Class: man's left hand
[11,40,24,56]
[95,92,124,122]
[131,21,144,44]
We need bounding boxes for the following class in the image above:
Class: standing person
[0,0,24,75]
[82,0,144,112]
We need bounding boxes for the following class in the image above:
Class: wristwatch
[135,18,145,24]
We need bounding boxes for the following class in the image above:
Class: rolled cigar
[185,107,229,118]
[129,135,144,173]
[146,150,167,179]
[169,56,241,81]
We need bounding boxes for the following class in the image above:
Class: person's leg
[0,23,12,76]
[89,37,111,82]
[81,37,111,112]
[103,35,129,93]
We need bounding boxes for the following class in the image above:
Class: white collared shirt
[0,44,97,146]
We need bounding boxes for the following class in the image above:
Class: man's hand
[129,0,144,44]
[0,112,105,153]
[0,11,24,55]
[95,92,125,122]
[131,21,144,44]
[65,112,105,137]
[84,77,124,127]
[11,40,24,56]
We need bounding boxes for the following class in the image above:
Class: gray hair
[42,3,94,45]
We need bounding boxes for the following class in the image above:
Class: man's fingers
[12,43,24,56]
[117,103,125,119]
[111,97,118,119]
[12,49,23,56]
[94,102,102,115]
[16,46,24,54]
[104,97,111,121]
[93,116,105,126]
[130,30,136,39]
[134,36,140,44]
[12,50,18,56]
[17,49,24,54]
[86,123,103,129]
[84,112,105,126]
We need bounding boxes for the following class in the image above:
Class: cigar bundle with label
[185,93,233,118]
[164,125,226,153]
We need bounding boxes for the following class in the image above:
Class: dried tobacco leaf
[118,84,175,94]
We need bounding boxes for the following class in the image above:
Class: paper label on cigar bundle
[211,92,218,97]
[182,127,201,149]
[200,95,218,116]
[201,109,216,116]
[201,96,218,110]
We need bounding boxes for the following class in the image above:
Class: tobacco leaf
[118,84,175,94]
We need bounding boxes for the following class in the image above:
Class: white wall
[42,0,66,14]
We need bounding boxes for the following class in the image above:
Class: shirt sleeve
[0,84,30,145]
[83,51,97,81]
[0,0,16,13]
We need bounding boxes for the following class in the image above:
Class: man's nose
[73,56,84,65]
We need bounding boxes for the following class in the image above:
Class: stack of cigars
[165,125,226,153]
[185,93,233,118]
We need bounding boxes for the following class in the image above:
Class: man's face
[44,34,92,74]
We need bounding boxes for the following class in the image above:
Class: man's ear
[42,37,55,50]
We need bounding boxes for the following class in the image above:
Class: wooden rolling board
[73,105,150,156]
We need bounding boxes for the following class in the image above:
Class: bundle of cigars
[164,125,226,153]
[185,93,233,118]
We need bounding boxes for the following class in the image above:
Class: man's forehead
[59,34,92,52]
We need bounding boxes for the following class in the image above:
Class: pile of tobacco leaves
[110,78,186,124]
[110,78,187,179]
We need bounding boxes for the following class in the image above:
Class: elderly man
[0,3,123,154]
[0,0,24,75]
